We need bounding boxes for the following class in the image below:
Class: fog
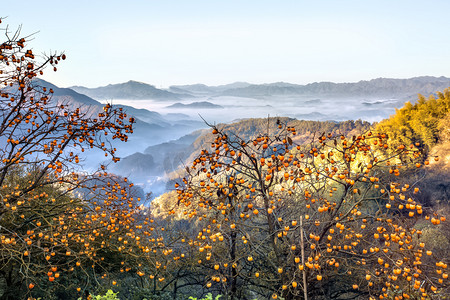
[103,95,403,126]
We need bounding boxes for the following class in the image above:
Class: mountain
[169,77,450,99]
[166,101,223,109]
[219,77,450,98]
[70,80,192,100]
[70,77,450,102]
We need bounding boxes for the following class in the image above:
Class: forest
[0,20,449,300]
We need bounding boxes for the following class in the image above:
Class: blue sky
[2,0,450,88]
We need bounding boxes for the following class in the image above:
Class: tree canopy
[168,118,448,299]
[0,20,167,300]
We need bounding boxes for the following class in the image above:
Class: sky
[2,0,450,88]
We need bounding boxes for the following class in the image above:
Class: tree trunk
[230,230,237,300]
[300,216,308,300]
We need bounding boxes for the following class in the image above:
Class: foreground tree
[0,20,171,299]
[173,118,448,299]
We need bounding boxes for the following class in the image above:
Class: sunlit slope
[376,88,450,149]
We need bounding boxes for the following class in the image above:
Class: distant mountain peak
[70,81,191,100]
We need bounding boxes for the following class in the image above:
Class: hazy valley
[64,76,450,195]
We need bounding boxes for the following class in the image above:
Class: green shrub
[78,289,120,300]
[188,293,222,300]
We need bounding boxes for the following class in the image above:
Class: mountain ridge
[70,80,192,100]
[219,76,450,98]
[165,76,450,99]
[70,76,450,100]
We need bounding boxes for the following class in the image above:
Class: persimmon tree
[173,118,448,299]
[0,21,172,300]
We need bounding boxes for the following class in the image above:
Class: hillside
[375,89,450,207]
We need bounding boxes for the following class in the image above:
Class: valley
[65,76,450,195]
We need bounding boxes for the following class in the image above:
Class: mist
[103,95,402,126]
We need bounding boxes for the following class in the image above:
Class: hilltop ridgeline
[70,76,450,100]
